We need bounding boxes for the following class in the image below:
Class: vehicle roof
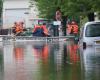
[85,21,100,26]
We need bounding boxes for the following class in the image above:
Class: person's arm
[42,25,49,35]
[33,25,36,32]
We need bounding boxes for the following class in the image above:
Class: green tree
[31,0,100,36]
[0,0,3,28]
[31,0,62,19]
[31,0,100,21]
[0,0,3,17]
[59,0,100,21]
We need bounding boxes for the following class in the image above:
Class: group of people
[12,20,78,37]
[12,22,25,36]
[12,22,50,37]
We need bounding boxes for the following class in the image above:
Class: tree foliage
[31,0,100,20]
[0,0,3,17]
[31,0,62,19]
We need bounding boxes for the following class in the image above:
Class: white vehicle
[79,21,100,48]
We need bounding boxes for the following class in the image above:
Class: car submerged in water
[79,21,100,49]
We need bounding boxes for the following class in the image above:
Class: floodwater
[0,40,100,80]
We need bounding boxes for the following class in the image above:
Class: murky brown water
[0,40,100,80]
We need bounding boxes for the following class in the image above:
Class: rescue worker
[41,23,50,36]
[67,22,72,35]
[32,25,45,37]
[67,21,78,36]
[14,22,24,36]
[71,21,79,36]
[32,23,50,37]
[19,22,24,29]
[12,22,17,35]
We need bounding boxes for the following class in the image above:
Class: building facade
[3,0,39,28]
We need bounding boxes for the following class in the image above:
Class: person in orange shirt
[67,22,72,35]
[71,21,79,36]
[32,25,44,37]
[14,22,24,36]
[67,21,78,36]
[32,23,50,37]
[33,25,41,32]
[41,23,50,36]
[12,22,17,35]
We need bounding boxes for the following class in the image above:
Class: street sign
[53,21,61,25]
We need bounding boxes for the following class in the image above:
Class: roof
[85,21,100,26]
[3,0,29,9]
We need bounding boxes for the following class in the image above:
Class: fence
[0,29,12,35]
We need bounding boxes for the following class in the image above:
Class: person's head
[67,20,71,24]
[14,22,18,27]
[19,22,24,25]
[20,22,24,24]
[71,20,76,24]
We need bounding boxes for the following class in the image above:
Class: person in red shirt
[67,20,79,36]
[67,22,72,35]
[71,21,79,35]
[41,23,50,36]
[32,24,44,37]
[12,22,24,36]
[32,23,50,37]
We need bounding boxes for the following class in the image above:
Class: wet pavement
[0,40,100,80]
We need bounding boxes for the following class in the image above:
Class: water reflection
[67,43,79,64]
[0,46,3,80]
[1,41,81,80]
[14,46,24,61]
[66,42,80,80]
[80,46,100,80]
[33,43,49,63]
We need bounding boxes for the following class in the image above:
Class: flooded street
[80,46,100,80]
[0,40,100,80]
[1,0,100,80]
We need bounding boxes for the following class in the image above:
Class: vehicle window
[85,23,100,37]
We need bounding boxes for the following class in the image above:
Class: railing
[0,35,75,42]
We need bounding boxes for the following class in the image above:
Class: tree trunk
[87,12,94,21]
[62,16,67,36]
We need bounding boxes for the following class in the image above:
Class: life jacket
[71,24,78,34]
[41,25,49,35]
[33,25,42,32]
[33,25,45,36]
[67,24,72,34]
[15,24,23,33]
